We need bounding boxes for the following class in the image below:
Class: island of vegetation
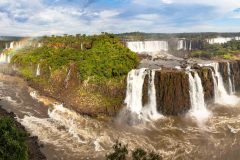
[10,33,139,117]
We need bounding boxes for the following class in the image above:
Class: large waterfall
[207,37,240,44]
[188,72,210,121]
[127,41,168,53]
[124,68,162,121]
[207,63,239,105]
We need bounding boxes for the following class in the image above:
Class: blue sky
[0,0,240,36]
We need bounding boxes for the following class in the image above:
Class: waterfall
[10,42,14,49]
[142,70,162,120]
[36,64,40,76]
[184,40,187,50]
[177,39,188,51]
[124,68,147,114]
[5,43,8,49]
[208,63,239,105]
[227,62,235,94]
[81,43,83,50]
[188,72,210,121]
[206,37,235,44]
[124,68,162,121]
[0,54,11,64]
[189,41,192,50]
[177,40,184,50]
[127,41,168,53]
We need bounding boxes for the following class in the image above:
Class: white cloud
[0,0,239,35]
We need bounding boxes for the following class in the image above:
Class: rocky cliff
[154,70,190,115]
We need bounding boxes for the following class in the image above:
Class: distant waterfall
[177,40,184,50]
[208,63,239,105]
[36,64,41,76]
[177,39,189,51]
[188,72,210,121]
[10,42,14,49]
[227,62,235,94]
[206,37,240,44]
[0,54,11,64]
[124,68,162,121]
[127,41,168,53]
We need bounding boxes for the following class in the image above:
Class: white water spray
[127,41,168,53]
[208,63,239,105]
[188,72,210,121]
[227,62,235,94]
[36,64,41,76]
[124,68,162,121]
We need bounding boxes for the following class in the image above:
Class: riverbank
[0,105,46,160]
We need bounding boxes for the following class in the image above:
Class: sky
[0,0,240,36]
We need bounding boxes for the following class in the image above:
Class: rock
[142,74,149,106]
[197,67,215,104]
[154,70,190,115]
[191,63,201,69]
[180,63,188,69]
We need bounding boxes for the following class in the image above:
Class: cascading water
[142,70,162,120]
[227,62,235,94]
[124,68,147,114]
[124,68,162,121]
[177,39,189,51]
[127,41,168,53]
[36,64,41,76]
[188,72,210,122]
[10,41,14,49]
[177,40,184,50]
[208,63,239,105]
[0,54,11,64]
[206,37,240,44]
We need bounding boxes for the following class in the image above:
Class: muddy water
[1,71,240,159]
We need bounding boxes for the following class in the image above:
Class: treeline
[116,32,240,41]
[191,40,240,59]
[106,141,162,160]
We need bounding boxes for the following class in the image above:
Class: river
[1,65,240,160]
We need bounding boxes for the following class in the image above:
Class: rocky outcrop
[197,67,215,103]
[142,74,149,106]
[154,70,190,115]
[231,60,240,91]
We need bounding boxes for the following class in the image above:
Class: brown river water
[1,68,240,160]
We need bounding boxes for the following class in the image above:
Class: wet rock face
[219,62,229,88]
[154,70,190,115]
[142,74,149,107]
[231,60,240,91]
[197,67,215,104]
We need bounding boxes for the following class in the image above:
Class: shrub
[106,141,162,160]
[0,118,28,160]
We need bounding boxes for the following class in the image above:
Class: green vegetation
[0,118,28,160]
[10,33,139,115]
[106,141,162,160]
[12,33,139,82]
[191,40,240,60]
